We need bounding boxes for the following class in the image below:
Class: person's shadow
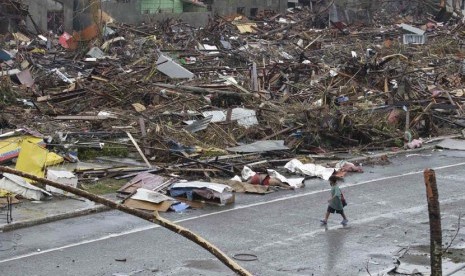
[324,228,348,274]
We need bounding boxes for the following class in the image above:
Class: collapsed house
[16,0,289,34]
[0,0,29,34]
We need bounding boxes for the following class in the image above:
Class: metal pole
[424,169,443,276]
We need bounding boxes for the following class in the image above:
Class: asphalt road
[1,149,465,276]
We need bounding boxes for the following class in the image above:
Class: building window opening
[237,7,245,15]
[47,0,64,34]
[250,8,258,17]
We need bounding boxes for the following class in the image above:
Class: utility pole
[424,169,443,276]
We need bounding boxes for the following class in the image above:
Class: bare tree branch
[0,166,253,276]
[443,213,464,253]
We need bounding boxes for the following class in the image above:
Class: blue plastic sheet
[170,202,190,213]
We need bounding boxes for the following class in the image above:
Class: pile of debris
[1,1,465,211]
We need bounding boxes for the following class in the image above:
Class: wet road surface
[1,149,465,275]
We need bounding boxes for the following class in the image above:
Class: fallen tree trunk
[0,166,253,276]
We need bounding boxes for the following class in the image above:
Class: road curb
[341,143,438,165]
[326,146,434,167]
[0,205,110,232]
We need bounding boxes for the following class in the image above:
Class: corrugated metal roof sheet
[157,53,194,79]
[184,115,213,133]
[226,140,289,153]
[400,24,425,35]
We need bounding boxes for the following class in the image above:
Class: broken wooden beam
[153,83,254,97]
[54,115,108,120]
[0,166,253,276]
[126,131,152,168]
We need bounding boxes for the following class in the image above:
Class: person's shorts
[327,206,344,214]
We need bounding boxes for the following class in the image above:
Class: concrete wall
[22,0,73,33]
[22,0,286,34]
[0,17,10,34]
[448,0,464,9]
[142,11,211,27]
[24,0,112,34]
[102,0,141,25]
[140,0,183,14]
[0,1,27,34]
[102,0,209,26]
[210,0,287,17]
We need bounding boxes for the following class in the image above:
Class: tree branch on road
[0,166,253,276]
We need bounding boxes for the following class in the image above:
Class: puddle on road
[412,244,465,264]
[445,248,465,264]
[386,244,465,275]
[183,259,226,273]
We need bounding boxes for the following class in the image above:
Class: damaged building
[204,0,287,17]
[12,0,291,33]
[0,0,29,34]
[18,0,211,33]
[8,0,465,35]
[18,0,73,33]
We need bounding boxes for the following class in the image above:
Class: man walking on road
[320,176,348,226]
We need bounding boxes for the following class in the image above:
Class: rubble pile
[1,1,465,211]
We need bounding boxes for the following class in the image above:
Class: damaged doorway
[47,0,64,34]
[288,0,298,8]
[237,7,245,15]
[250,8,258,17]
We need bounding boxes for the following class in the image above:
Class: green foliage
[81,178,127,195]
[0,78,17,105]
[78,145,129,160]
[394,138,404,147]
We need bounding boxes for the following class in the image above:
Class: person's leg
[340,210,348,225]
[341,212,347,220]
[321,207,332,224]
[320,212,330,225]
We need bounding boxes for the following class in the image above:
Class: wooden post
[251,62,258,92]
[126,131,152,168]
[138,117,151,156]
[0,166,253,276]
[424,169,442,276]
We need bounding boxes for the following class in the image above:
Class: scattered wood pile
[1,1,465,182]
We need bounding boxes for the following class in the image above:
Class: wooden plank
[126,131,152,168]
[54,116,106,120]
[139,117,151,155]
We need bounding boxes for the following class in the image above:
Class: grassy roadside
[80,178,127,195]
